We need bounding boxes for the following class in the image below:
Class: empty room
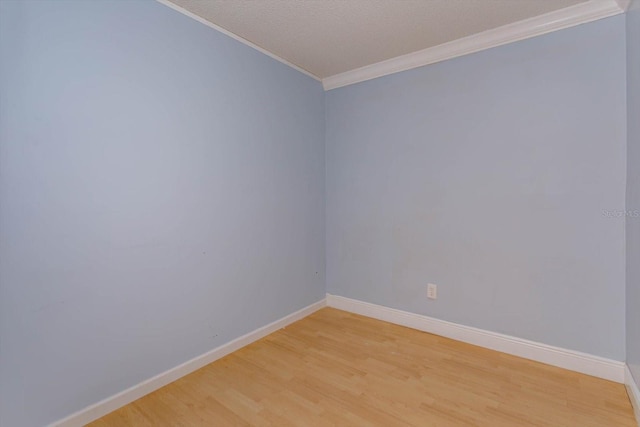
[1,0,640,426]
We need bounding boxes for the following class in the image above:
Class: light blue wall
[0,1,634,425]
[0,1,325,426]
[627,1,640,387]
[326,16,627,360]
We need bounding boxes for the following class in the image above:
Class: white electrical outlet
[427,283,437,300]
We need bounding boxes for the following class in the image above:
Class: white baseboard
[50,295,628,426]
[50,299,326,427]
[626,365,640,427]
[326,294,625,383]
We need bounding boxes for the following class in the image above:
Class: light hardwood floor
[90,308,636,426]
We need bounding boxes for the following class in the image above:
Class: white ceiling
[166,0,588,79]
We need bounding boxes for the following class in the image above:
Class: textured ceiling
[167,0,588,79]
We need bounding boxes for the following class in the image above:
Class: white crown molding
[155,0,320,82]
[49,299,326,427]
[326,294,625,383]
[323,0,625,91]
[156,0,624,90]
[626,365,640,427]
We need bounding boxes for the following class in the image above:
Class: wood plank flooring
[90,308,636,426]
